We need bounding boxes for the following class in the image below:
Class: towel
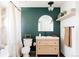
[64,27,72,47]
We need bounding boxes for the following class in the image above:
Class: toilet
[21,38,32,57]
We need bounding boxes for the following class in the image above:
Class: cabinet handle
[39,48,40,50]
[54,48,56,49]
[54,42,56,44]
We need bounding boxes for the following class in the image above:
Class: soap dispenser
[39,33,41,37]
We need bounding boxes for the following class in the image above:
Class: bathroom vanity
[36,36,59,57]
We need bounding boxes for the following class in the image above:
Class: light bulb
[50,6,54,11]
[48,7,51,11]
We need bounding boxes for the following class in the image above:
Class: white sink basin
[36,36,59,39]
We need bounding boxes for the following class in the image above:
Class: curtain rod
[10,1,21,12]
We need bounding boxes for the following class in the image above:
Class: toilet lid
[23,38,32,46]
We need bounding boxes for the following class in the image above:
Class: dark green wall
[21,7,60,42]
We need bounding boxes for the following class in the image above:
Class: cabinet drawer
[37,45,58,54]
[37,40,58,45]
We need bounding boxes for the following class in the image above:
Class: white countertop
[36,36,59,40]
[23,38,32,40]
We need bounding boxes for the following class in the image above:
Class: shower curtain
[0,7,2,46]
[5,2,22,57]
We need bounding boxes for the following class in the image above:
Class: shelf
[56,8,76,21]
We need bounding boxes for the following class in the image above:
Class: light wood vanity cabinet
[36,37,59,57]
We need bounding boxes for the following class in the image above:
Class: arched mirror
[38,15,54,31]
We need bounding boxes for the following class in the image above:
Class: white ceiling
[13,1,65,7]
[0,1,65,8]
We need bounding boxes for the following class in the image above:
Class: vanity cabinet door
[37,40,58,45]
[36,39,59,56]
[37,45,58,54]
